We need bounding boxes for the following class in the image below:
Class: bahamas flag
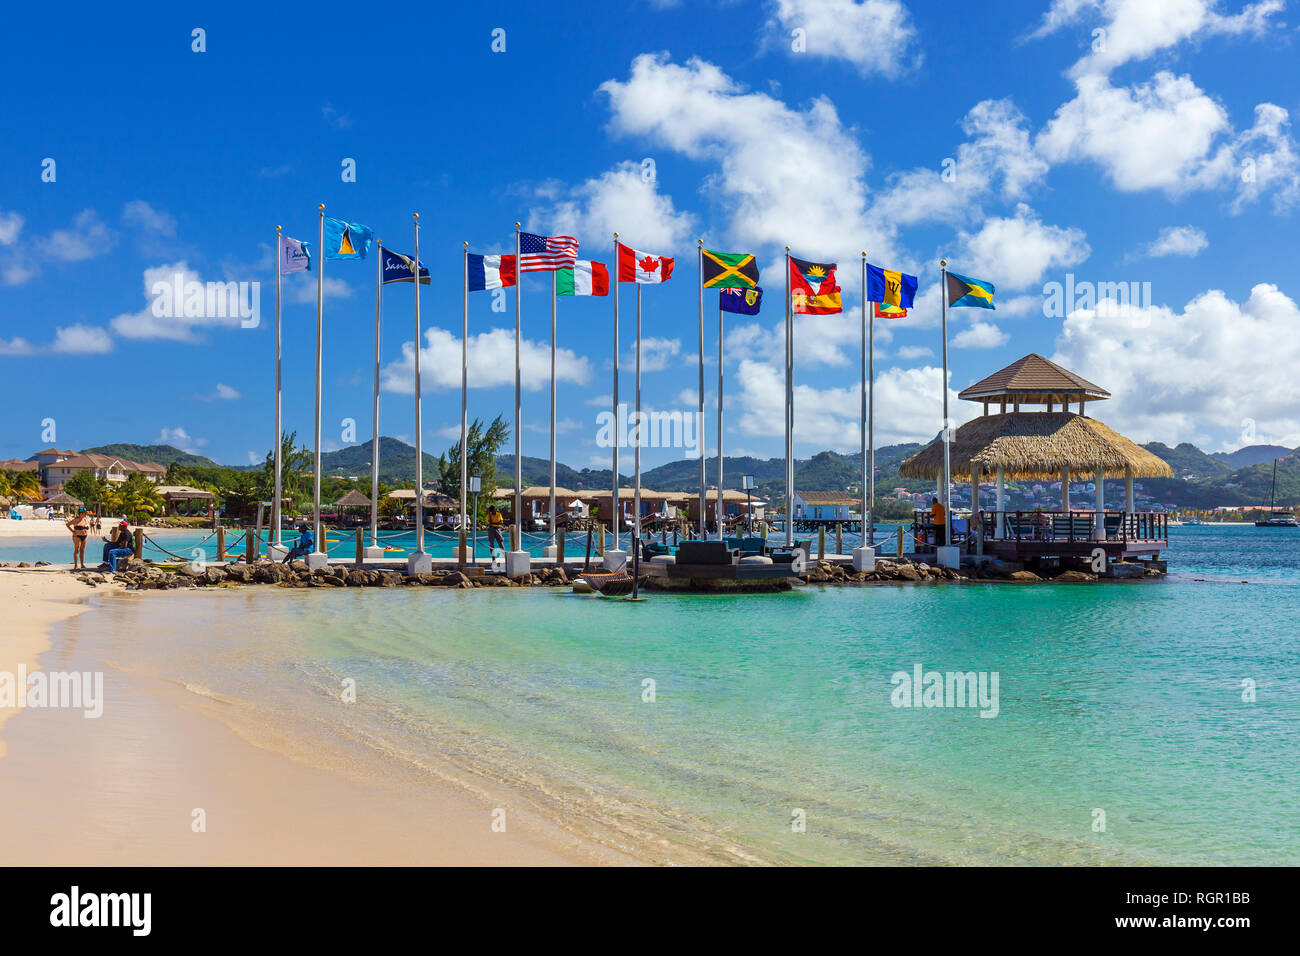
[866,263,918,309]
[946,270,995,309]
[323,217,374,260]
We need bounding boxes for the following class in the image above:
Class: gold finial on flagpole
[697,238,703,245]
[861,251,866,258]
[463,241,468,247]
[414,213,419,221]
[613,232,619,239]
[940,259,947,267]
[276,225,282,233]
[318,204,324,211]
[785,245,790,252]
[514,221,521,228]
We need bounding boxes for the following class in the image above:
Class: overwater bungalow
[900,353,1173,574]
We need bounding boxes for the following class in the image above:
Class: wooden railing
[982,510,1168,544]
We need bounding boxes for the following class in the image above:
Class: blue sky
[3,0,1298,470]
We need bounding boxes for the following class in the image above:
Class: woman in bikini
[65,507,91,569]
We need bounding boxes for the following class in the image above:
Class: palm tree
[105,475,164,524]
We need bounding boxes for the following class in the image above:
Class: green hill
[1211,444,1294,467]
[82,443,221,468]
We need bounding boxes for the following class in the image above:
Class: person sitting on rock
[283,523,315,564]
[100,520,134,570]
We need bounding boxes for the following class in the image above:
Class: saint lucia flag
[323,217,374,260]
[945,271,995,309]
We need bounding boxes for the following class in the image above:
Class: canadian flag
[617,242,674,283]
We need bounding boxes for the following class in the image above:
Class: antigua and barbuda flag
[616,242,674,283]
[789,256,842,314]
[467,253,517,291]
[945,270,995,309]
[720,286,762,315]
[323,217,374,260]
[556,260,609,296]
[866,263,918,310]
[381,247,430,285]
[279,234,311,274]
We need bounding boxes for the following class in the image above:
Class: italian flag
[616,242,674,283]
[556,260,609,296]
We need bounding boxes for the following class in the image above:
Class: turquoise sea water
[44,523,1300,865]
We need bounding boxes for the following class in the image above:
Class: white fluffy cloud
[40,209,115,262]
[952,321,1009,349]
[732,358,973,451]
[765,0,920,75]
[1052,283,1300,448]
[153,427,208,453]
[1141,225,1209,258]
[381,326,592,394]
[0,210,22,246]
[1038,72,1229,193]
[109,262,261,342]
[870,99,1049,228]
[50,324,113,354]
[531,160,694,251]
[122,200,176,236]
[957,204,1091,291]
[623,336,682,372]
[1030,0,1283,77]
[599,54,890,262]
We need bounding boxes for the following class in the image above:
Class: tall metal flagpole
[549,269,557,551]
[273,225,283,549]
[868,258,876,544]
[370,239,382,554]
[696,239,706,538]
[413,214,425,559]
[940,259,952,553]
[784,247,793,546]
[611,233,620,553]
[312,205,324,558]
[633,283,643,595]
[513,223,522,551]
[460,242,469,561]
[716,295,724,540]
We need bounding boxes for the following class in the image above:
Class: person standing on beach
[65,507,91,569]
[487,505,505,551]
[931,497,946,547]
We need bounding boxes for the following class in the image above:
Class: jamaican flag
[702,249,759,289]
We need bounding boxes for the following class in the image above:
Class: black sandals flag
[701,249,759,289]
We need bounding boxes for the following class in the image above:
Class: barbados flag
[323,217,374,260]
[866,263,918,310]
[945,270,995,309]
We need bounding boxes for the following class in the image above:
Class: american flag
[518,231,579,272]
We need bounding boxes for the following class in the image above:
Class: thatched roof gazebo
[901,353,1172,550]
[333,490,373,509]
[42,490,84,512]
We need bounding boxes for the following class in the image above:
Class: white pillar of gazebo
[1125,466,1134,514]
[995,466,1005,538]
[1061,468,1070,512]
[1093,464,1106,540]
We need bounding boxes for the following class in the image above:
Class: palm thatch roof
[42,491,84,507]
[899,412,1172,481]
[333,490,372,508]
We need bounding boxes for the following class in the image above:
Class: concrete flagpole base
[935,545,960,569]
[265,544,290,562]
[852,546,876,572]
[542,545,558,561]
[305,551,329,571]
[406,551,433,575]
[602,549,627,572]
[505,551,531,578]
[363,545,387,561]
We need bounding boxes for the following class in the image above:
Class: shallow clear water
[53,523,1300,865]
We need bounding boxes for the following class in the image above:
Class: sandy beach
[0,569,632,865]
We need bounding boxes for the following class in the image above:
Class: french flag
[467,253,517,291]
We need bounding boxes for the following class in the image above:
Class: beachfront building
[39,452,166,490]
[684,490,767,528]
[793,492,856,522]
[900,353,1173,573]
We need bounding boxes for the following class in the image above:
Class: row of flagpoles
[272,206,998,564]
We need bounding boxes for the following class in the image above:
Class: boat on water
[1254,460,1297,527]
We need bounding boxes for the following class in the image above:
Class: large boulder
[1009,571,1042,583]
